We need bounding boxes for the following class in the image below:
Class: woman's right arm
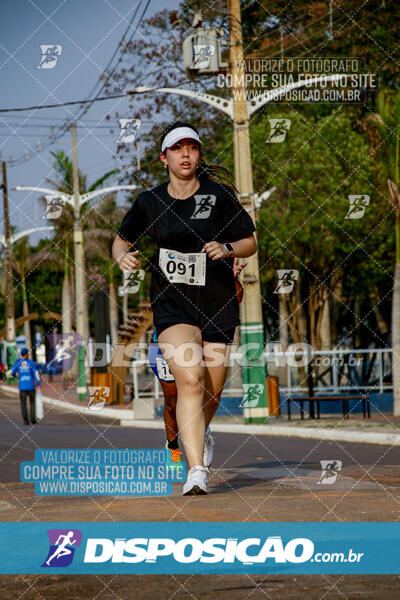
[112,235,140,271]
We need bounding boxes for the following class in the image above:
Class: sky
[0,0,181,245]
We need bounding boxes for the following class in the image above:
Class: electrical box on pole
[183,27,228,77]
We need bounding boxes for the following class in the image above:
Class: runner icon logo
[42,529,82,567]
[117,119,141,143]
[345,195,370,220]
[317,460,342,485]
[274,269,299,294]
[240,383,264,408]
[192,45,215,69]
[191,195,216,219]
[37,45,62,69]
[266,119,291,143]
[43,195,66,219]
[46,333,82,373]
[122,269,145,294]
[86,387,110,411]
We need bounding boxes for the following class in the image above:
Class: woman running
[113,121,257,495]
[149,258,248,471]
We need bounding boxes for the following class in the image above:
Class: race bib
[156,356,175,382]
[159,248,206,286]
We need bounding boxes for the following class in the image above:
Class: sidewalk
[2,378,400,445]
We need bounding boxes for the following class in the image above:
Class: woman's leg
[158,324,205,469]
[159,380,178,444]
[202,341,231,429]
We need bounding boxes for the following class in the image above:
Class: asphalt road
[1,387,400,599]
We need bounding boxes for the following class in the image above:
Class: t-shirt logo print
[190,195,216,219]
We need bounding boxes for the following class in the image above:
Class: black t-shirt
[118,175,256,334]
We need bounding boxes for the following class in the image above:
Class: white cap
[161,126,202,153]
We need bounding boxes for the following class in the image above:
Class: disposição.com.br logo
[41,529,82,567]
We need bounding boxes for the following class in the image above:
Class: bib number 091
[166,260,195,277]
[159,248,206,286]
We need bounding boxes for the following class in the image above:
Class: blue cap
[21,347,29,356]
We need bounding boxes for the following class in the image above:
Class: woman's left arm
[202,234,257,260]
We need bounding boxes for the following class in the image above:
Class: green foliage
[373,90,400,185]
[25,265,63,332]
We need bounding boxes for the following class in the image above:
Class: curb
[3,384,400,446]
[1,384,133,421]
[119,419,400,445]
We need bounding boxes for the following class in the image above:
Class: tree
[42,150,120,341]
[249,110,374,352]
[370,90,400,414]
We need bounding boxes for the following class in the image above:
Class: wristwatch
[223,243,234,258]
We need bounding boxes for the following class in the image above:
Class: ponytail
[196,159,238,194]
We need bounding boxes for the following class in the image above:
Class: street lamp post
[0,224,55,376]
[2,158,56,373]
[2,161,16,373]
[0,227,55,247]
[228,0,269,424]
[15,176,138,401]
[71,123,87,401]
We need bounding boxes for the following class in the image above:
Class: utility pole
[2,162,17,374]
[229,0,268,423]
[15,175,138,401]
[71,124,86,401]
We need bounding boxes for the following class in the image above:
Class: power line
[76,0,147,120]
[264,0,390,58]
[0,94,126,113]
[4,0,151,167]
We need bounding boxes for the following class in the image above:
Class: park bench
[286,394,371,420]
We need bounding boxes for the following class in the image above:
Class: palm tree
[371,90,400,415]
[12,235,60,354]
[83,193,128,347]
[43,151,124,356]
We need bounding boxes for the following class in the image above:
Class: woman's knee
[175,368,205,392]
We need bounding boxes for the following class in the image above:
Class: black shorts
[156,322,236,344]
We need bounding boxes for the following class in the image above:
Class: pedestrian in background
[11,347,41,425]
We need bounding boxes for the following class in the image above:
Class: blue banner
[0,522,399,574]
[19,449,186,496]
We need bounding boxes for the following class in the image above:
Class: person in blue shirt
[11,347,41,425]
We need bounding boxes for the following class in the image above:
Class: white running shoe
[182,465,208,495]
[203,427,214,468]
